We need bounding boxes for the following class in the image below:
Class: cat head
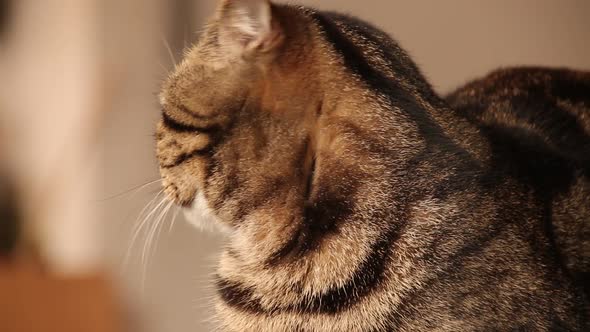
[157,0,428,232]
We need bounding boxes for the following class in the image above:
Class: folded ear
[217,0,282,55]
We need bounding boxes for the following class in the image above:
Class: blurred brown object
[0,0,9,35]
[0,260,125,332]
[0,175,19,255]
[0,0,132,331]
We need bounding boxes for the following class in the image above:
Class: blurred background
[1,0,589,331]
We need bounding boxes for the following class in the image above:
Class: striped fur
[156,1,589,330]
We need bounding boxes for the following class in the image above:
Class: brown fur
[156,1,589,330]
[447,67,590,300]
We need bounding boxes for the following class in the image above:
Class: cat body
[156,1,589,330]
[447,67,590,302]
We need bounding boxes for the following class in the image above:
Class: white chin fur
[183,191,231,234]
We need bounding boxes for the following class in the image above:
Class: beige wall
[101,1,590,331]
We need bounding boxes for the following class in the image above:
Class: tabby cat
[156,0,589,330]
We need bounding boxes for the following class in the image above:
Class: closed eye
[161,111,221,134]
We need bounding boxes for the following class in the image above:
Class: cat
[156,0,589,330]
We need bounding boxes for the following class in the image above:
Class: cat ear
[217,0,282,55]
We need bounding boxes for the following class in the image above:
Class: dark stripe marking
[266,146,358,265]
[160,146,215,169]
[177,104,218,121]
[265,189,352,266]
[217,222,403,315]
[162,112,220,134]
[312,11,480,169]
[216,278,265,314]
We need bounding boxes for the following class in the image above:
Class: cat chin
[182,191,232,234]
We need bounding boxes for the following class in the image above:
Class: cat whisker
[150,201,175,261]
[122,190,165,269]
[140,198,174,292]
[97,179,161,202]
[137,196,168,292]
[157,61,170,75]
[183,25,188,53]
[139,196,169,268]
[142,199,173,267]
[161,33,177,67]
[168,205,181,234]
